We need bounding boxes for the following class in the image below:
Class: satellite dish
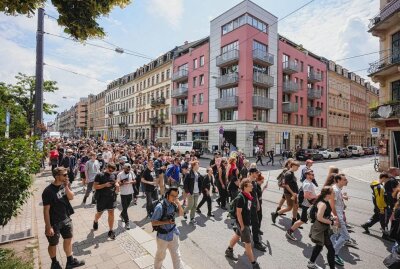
[378,105,392,119]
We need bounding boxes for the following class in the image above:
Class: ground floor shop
[171,122,327,157]
[377,121,400,171]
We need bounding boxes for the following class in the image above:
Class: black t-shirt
[94,172,117,197]
[240,167,248,179]
[385,177,399,195]
[42,184,73,226]
[142,168,156,192]
[283,171,299,194]
[210,159,217,176]
[250,181,258,206]
[237,193,252,226]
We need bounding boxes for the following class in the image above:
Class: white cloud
[147,0,184,28]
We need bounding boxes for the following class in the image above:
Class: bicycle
[374,157,380,172]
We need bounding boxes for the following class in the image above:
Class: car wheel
[328,155,331,159]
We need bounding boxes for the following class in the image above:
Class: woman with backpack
[227,157,240,202]
[307,186,338,269]
[216,159,229,210]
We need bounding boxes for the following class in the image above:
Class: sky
[0,0,380,122]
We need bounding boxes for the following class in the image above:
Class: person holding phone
[117,163,136,230]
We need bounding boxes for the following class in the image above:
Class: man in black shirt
[385,167,400,224]
[92,163,119,240]
[60,149,77,184]
[225,179,261,269]
[42,167,84,269]
[141,159,158,217]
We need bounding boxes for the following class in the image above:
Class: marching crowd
[43,138,400,269]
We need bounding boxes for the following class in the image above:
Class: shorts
[96,195,116,212]
[284,193,298,207]
[46,219,73,246]
[300,205,309,223]
[235,224,252,244]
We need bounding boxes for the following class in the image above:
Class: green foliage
[0,248,33,269]
[0,138,41,226]
[0,0,131,41]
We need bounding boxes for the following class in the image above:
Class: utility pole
[34,8,44,136]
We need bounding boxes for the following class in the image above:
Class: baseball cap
[181,163,189,169]
[119,156,128,162]
[123,163,131,168]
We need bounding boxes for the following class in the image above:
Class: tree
[0,0,131,41]
[1,73,58,133]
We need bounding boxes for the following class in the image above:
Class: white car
[347,145,365,156]
[319,148,340,159]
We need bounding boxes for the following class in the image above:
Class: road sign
[371,127,380,138]
[283,131,289,139]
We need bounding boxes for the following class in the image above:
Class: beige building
[58,106,75,137]
[368,0,400,169]
[88,91,106,138]
[75,97,88,137]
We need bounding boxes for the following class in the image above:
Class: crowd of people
[43,138,400,269]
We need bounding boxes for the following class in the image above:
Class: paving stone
[133,254,154,269]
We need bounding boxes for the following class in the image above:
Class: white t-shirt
[333,185,345,212]
[117,171,136,195]
[85,160,100,182]
[193,172,200,194]
[302,180,317,207]
[102,151,112,163]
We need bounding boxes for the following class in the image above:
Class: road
[126,156,389,269]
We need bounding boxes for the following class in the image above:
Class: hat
[305,159,314,164]
[97,153,102,157]
[181,163,189,169]
[249,168,259,174]
[123,163,131,168]
[66,149,73,153]
[119,156,128,162]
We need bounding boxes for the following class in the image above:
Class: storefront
[295,134,303,150]
[253,131,266,154]
[176,131,187,141]
[192,130,209,152]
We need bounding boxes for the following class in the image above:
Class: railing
[171,86,189,98]
[252,49,274,66]
[119,108,128,114]
[215,96,239,109]
[307,88,322,99]
[150,116,165,125]
[370,102,400,119]
[171,105,188,115]
[252,96,274,110]
[216,72,239,88]
[172,69,189,82]
[119,122,127,128]
[151,97,166,106]
[282,102,298,113]
[369,0,400,29]
[216,49,239,67]
[307,107,322,117]
[283,81,300,94]
[308,71,323,82]
[368,51,400,74]
[282,60,299,73]
[253,72,274,87]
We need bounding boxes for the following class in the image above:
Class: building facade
[58,106,76,137]
[88,91,106,138]
[368,0,400,169]
[74,98,88,137]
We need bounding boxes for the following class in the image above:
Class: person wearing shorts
[92,163,119,240]
[225,179,261,269]
[42,167,84,269]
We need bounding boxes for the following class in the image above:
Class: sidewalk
[34,169,192,269]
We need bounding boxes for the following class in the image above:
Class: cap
[181,163,189,169]
[119,156,128,162]
[249,168,259,174]
[123,163,131,168]
[305,159,314,164]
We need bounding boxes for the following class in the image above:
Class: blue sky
[0,0,379,122]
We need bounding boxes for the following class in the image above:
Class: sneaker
[225,248,238,261]
[361,223,370,234]
[346,224,354,229]
[51,261,62,269]
[125,222,130,230]
[307,261,322,269]
[207,213,215,217]
[271,212,278,224]
[196,208,201,214]
[335,255,345,266]
[190,218,197,224]
[93,221,98,231]
[344,239,358,248]
[254,243,266,252]
[184,213,188,220]
[252,262,261,269]
[285,230,297,241]
[65,257,85,269]
[108,230,116,240]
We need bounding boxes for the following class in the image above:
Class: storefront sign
[283,131,289,140]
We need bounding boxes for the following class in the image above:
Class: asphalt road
[125,156,390,269]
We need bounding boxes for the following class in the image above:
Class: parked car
[363,147,373,155]
[171,141,203,157]
[319,148,340,159]
[347,145,365,156]
[296,149,324,161]
[334,148,350,158]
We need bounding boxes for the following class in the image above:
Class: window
[192,94,197,105]
[193,58,198,70]
[156,74,159,84]
[220,87,237,97]
[253,40,267,52]
[161,72,165,81]
[199,112,204,122]
[253,109,268,121]
[193,77,197,87]
[199,93,204,104]
[300,61,304,72]
[283,54,289,63]
[300,97,303,108]
[222,41,239,53]
[220,110,236,121]
[192,113,197,123]
[199,74,205,86]
[300,115,303,125]
[166,69,170,79]
[176,115,187,124]
[392,80,400,101]
[200,56,205,66]
[282,113,289,124]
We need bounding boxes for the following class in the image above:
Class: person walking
[300,160,314,183]
[216,159,229,210]
[42,167,85,269]
[166,157,181,188]
[142,159,158,217]
[83,152,100,204]
[266,148,274,166]
[60,149,77,184]
[196,167,214,217]
[183,160,203,224]
[49,146,59,171]
[255,147,264,166]
[117,163,136,229]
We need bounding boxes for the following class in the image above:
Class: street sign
[371,127,380,138]
[283,131,289,139]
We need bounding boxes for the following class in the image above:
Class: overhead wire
[43,62,108,83]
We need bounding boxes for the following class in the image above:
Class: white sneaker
[307,261,322,269]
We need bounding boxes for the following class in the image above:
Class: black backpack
[228,192,245,220]
[298,187,304,205]
[151,200,177,234]
[307,203,318,223]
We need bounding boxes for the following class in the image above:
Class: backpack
[307,203,318,223]
[151,200,177,234]
[228,192,245,220]
[50,150,59,160]
[298,187,304,205]
[277,169,287,188]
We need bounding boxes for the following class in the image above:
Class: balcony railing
[150,116,166,126]
[171,86,189,98]
[370,102,400,120]
[216,49,239,67]
[216,72,239,88]
[252,49,274,66]
[307,107,322,117]
[172,69,189,82]
[119,122,127,128]
[119,108,128,114]
[368,51,400,75]
[283,81,300,94]
[215,96,239,110]
[282,102,298,113]
[307,88,322,100]
[282,60,299,74]
[253,72,274,88]
[368,0,400,29]
[108,110,113,115]
[151,97,166,107]
[171,105,188,115]
[308,71,323,82]
[252,96,274,110]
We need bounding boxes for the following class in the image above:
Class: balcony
[252,96,274,110]
[119,108,128,114]
[108,110,113,115]
[307,107,322,117]
[215,96,239,110]
[308,71,323,83]
[172,69,188,82]
[216,73,239,88]
[253,72,274,88]
[370,102,400,120]
[307,88,322,100]
[282,81,300,94]
[368,0,400,36]
[282,102,298,113]
[150,116,166,126]
[216,49,239,67]
[368,51,400,78]
[282,60,299,74]
[171,86,189,98]
[119,122,127,128]
[252,49,274,66]
[151,97,166,107]
[171,105,188,115]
